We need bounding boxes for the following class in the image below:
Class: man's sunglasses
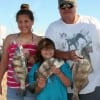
[60,2,74,9]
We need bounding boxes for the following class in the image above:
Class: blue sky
[0,0,100,36]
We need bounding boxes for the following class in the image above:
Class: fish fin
[12,73,20,82]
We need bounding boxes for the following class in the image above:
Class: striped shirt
[7,42,37,88]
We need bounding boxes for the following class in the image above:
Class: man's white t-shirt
[45,16,100,94]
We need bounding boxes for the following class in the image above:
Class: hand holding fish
[70,50,83,61]
[37,78,46,88]
[22,49,30,58]
[33,77,46,93]
[27,56,36,64]
[50,66,61,75]
[22,49,35,64]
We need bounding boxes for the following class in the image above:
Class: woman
[0,4,41,100]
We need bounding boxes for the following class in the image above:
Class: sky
[0,0,100,37]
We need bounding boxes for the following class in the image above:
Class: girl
[28,38,72,100]
[0,4,41,100]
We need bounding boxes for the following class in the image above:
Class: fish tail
[18,88,26,96]
[18,80,26,96]
[71,94,80,100]
[20,80,26,90]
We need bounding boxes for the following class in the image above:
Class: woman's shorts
[7,87,36,100]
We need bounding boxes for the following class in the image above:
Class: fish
[71,46,93,100]
[12,45,28,96]
[35,58,64,79]
[27,58,64,93]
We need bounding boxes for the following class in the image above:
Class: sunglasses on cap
[60,2,74,9]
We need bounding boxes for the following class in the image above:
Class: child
[28,38,72,100]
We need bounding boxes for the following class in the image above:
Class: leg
[80,86,100,100]
[68,86,100,100]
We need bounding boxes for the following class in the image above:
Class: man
[45,0,100,100]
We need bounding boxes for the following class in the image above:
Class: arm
[28,63,39,84]
[57,70,71,87]
[55,50,80,61]
[45,25,80,61]
[35,78,46,93]
[55,50,71,60]
[51,63,72,87]
[28,63,46,93]
[27,63,39,93]
[51,67,71,87]
[0,35,11,94]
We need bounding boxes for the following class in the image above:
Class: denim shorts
[7,87,36,100]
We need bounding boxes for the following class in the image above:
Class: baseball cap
[58,0,76,9]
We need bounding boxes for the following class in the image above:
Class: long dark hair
[16,4,34,22]
[35,38,56,63]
